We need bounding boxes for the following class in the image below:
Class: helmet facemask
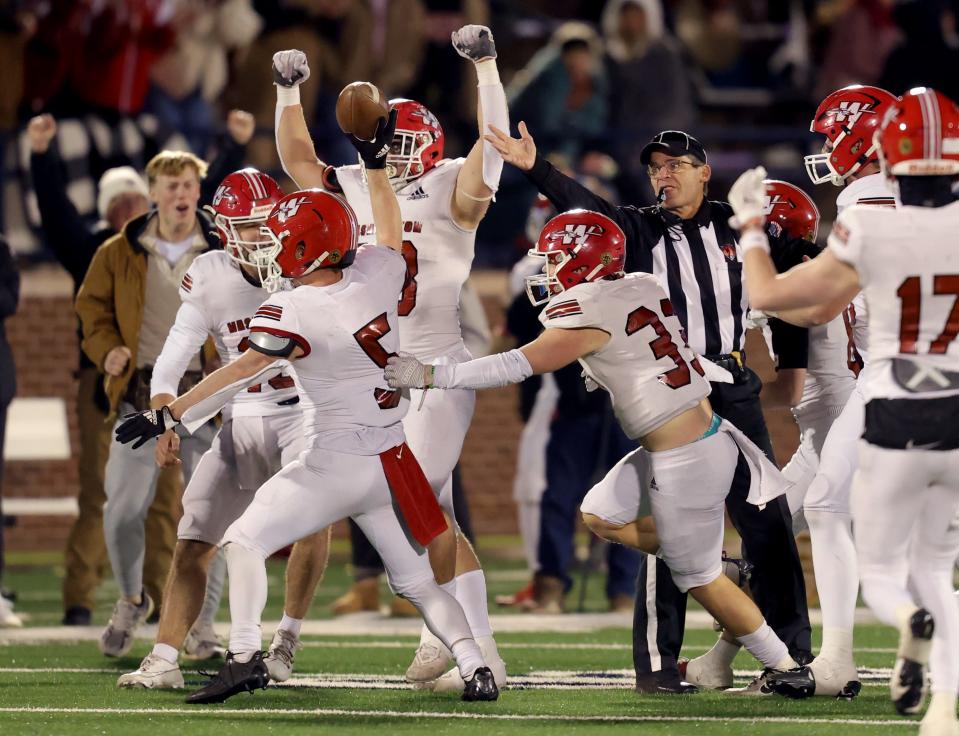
[804,134,877,187]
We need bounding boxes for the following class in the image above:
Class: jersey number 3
[896,275,959,354]
[353,313,402,409]
[625,298,704,389]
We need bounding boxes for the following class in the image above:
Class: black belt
[704,350,746,377]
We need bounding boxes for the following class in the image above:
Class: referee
[487,125,813,692]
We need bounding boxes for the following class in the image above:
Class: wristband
[475,59,500,86]
[740,228,770,255]
[276,85,301,108]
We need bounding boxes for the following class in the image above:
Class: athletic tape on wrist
[739,228,770,255]
[276,85,301,108]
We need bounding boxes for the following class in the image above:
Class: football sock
[195,548,226,631]
[451,638,486,681]
[518,502,541,574]
[278,613,302,638]
[738,622,792,670]
[152,642,179,664]
[698,636,741,670]
[805,510,857,663]
[455,570,493,639]
[403,578,472,657]
[418,580,457,650]
[224,543,268,659]
[910,562,959,695]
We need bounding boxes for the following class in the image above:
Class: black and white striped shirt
[525,156,808,358]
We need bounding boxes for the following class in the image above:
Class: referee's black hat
[639,130,708,165]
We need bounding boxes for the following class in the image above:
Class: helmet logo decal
[410,107,440,130]
[899,138,913,155]
[830,100,876,127]
[600,252,612,265]
[276,196,309,223]
[762,193,790,215]
[546,222,606,246]
[212,185,232,207]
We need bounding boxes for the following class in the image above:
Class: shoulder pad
[248,329,297,357]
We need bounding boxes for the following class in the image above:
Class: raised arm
[273,50,328,189]
[346,110,402,252]
[483,123,626,224]
[449,25,507,230]
[201,110,254,206]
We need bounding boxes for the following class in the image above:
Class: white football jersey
[539,274,710,440]
[834,172,896,364]
[177,250,298,417]
[795,314,857,415]
[248,244,409,455]
[828,200,959,401]
[335,159,475,361]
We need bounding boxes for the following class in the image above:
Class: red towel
[379,443,447,547]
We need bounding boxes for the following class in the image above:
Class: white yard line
[0,706,917,726]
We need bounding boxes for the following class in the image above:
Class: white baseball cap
[97,166,149,219]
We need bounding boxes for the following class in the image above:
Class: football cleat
[727,667,782,696]
[461,666,499,702]
[0,595,22,628]
[264,628,299,682]
[679,654,734,690]
[635,673,699,695]
[769,657,860,700]
[405,641,453,683]
[185,651,270,704]
[431,636,507,693]
[182,623,226,661]
[99,593,154,657]
[117,653,185,689]
[891,608,935,716]
[494,580,534,608]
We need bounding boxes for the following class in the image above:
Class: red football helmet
[385,98,444,187]
[526,209,626,306]
[763,179,820,242]
[805,85,899,186]
[260,189,359,291]
[210,169,284,280]
[876,87,959,177]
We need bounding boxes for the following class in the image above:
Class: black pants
[632,368,812,681]
[349,463,475,580]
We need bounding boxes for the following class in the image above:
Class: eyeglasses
[646,160,702,177]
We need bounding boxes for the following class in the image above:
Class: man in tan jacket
[77,151,220,657]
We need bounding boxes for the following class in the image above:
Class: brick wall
[3,270,801,550]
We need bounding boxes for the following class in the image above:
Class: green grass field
[0,539,922,735]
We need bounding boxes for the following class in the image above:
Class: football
[335,81,390,141]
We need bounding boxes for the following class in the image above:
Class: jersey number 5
[625,298,704,389]
[353,313,402,409]
[896,275,959,354]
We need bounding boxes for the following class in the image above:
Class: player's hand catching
[116,407,180,450]
[385,353,431,389]
[104,346,132,377]
[272,49,310,87]
[226,109,255,146]
[27,114,57,154]
[484,122,536,172]
[728,166,768,230]
[348,108,397,167]
[155,430,182,467]
[452,24,496,63]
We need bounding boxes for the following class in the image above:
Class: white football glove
[385,353,430,389]
[728,166,768,230]
[272,49,310,88]
[452,24,497,63]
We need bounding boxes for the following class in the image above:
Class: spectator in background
[674,0,745,86]
[0,4,36,231]
[814,0,901,102]
[27,112,251,627]
[147,0,262,155]
[880,0,959,100]
[0,234,19,627]
[77,150,221,655]
[602,0,695,202]
[365,0,427,97]
[508,22,608,162]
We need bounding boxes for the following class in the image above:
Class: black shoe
[891,608,935,715]
[769,666,817,699]
[62,606,92,626]
[792,649,815,667]
[635,673,699,695]
[462,666,499,701]
[1,588,16,603]
[185,651,270,704]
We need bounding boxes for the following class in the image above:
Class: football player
[731,87,959,736]
[270,23,508,691]
[115,120,499,705]
[688,85,900,697]
[386,209,801,683]
[116,169,330,689]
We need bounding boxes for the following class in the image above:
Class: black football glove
[115,406,179,449]
[347,108,397,169]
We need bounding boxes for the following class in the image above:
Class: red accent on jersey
[181,274,193,292]
[897,276,922,354]
[254,305,283,322]
[353,313,401,410]
[841,304,863,377]
[930,275,959,354]
[398,240,419,317]
[625,299,704,389]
